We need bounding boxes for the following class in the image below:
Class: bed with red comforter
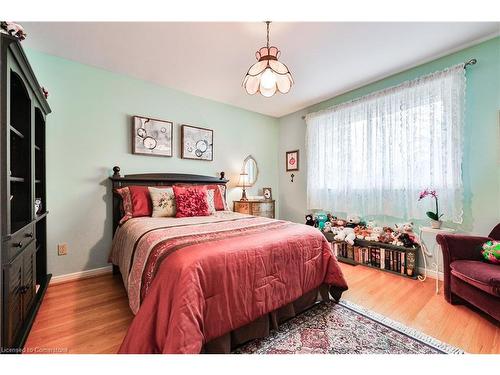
[109,211,348,354]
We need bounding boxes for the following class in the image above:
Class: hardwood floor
[25,263,500,354]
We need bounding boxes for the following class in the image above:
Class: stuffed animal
[345,214,361,228]
[330,226,342,236]
[0,22,27,40]
[355,225,371,240]
[316,213,328,230]
[366,221,376,229]
[335,219,346,227]
[366,226,383,242]
[305,214,315,226]
[400,222,418,244]
[323,221,332,233]
[398,233,416,248]
[379,227,394,244]
[334,227,356,245]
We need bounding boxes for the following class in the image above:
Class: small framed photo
[286,150,299,171]
[181,125,214,161]
[262,187,272,200]
[132,116,173,157]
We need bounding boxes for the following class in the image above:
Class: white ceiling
[22,22,499,117]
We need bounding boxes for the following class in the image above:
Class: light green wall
[278,37,500,237]
[25,49,279,277]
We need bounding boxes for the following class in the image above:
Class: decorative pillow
[481,241,500,264]
[205,184,228,211]
[172,185,210,218]
[115,186,152,224]
[206,188,216,214]
[148,187,176,217]
[115,187,133,224]
[216,185,229,211]
[128,185,153,217]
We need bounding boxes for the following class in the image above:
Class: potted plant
[418,189,443,229]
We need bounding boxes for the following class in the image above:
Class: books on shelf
[331,240,417,278]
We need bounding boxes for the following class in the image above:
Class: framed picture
[262,187,272,200]
[286,150,299,171]
[132,116,173,157]
[181,125,214,161]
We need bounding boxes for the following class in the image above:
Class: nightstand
[233,200,275,219]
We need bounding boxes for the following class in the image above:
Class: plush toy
[330,226,342,236]
[355,225,372,240]
[394,222,419,245]
[481,241,500,264]
[334,227,356,245]
[366,221,376,229]
[0,22,27,40]
[345,214,361,228]
[335,219,346,227]
[323,221,333,233]
[316,213,328,230]
[398,233,416,248]
[366,226,383,242]
[377,227,393,243]
[305,214,315,226]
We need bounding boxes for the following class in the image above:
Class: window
[306,65,465,223]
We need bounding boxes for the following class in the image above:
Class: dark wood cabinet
[0,33,51,351]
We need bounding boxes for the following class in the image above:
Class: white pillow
[148,187,176,217]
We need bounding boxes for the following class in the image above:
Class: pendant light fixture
[243,21,294,97]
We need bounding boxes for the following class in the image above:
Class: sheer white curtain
[306,65,465,223]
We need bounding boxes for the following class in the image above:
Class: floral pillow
[148,187,176,217]
[481,241,500,264]
[172,185,210,218]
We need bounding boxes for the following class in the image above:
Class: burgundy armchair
[436,224,500,322]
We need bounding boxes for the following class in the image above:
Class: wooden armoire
[0,32,51,351]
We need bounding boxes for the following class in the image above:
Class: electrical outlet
[57,243,68,256]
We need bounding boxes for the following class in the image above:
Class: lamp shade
[243,46,294,97]
[237,173,249,187]
[242,22,294,97]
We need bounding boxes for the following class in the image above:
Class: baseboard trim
[50,265,113,285]
[418,266,444,281]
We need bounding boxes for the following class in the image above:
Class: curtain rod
[301,58,477,120]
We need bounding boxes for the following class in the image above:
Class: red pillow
[128,186,152,216]
[205,184,228,211]
[175,184,228,211]
[172,185,210,217]
[115,186,152,224]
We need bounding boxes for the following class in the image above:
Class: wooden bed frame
[109,165,229,234]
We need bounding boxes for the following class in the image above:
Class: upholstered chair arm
[436,234,489,262]
[436,233,490,302]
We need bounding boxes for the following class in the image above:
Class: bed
[108,166,348,354]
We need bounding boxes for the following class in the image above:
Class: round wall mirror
[242,155,259,187]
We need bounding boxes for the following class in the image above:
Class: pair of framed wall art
[132,115,213,161]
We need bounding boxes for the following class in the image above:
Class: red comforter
[114,214,347,353]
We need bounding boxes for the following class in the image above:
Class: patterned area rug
[234,300,464,354]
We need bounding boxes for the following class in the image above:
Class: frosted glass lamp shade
[243,46,293,97]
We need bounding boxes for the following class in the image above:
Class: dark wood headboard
[109,166,229,234]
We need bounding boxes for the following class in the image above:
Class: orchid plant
[418,189,443,221]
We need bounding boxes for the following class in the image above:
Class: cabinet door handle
[26,232,34,238]
[13,241,23,248]
[19,285,28,294]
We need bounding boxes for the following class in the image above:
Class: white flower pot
[431,220,442,229]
